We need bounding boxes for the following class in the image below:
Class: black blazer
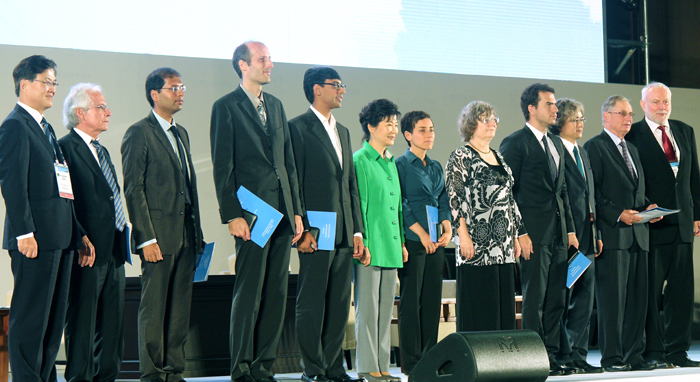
[58,129,128,265]
[0,105,80,251]
[584,131,650,251]
[559,139,599,255]
[626,119,700,244]
[499,126,574,245]
[288,108,363,246]
[121,112,204,255]
[210,86,301,229]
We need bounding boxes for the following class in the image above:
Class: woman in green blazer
[353,99,407,382]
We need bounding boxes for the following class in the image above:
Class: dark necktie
[573,145,585,178]
[41,117,61,160]
[257,100,267,126]
[169,125,192,205]
[658,125,678,162]
[619,141,638,182]
[542,135,557,181]
[90,140,127,231]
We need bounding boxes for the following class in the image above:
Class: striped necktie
[91,140,127,231]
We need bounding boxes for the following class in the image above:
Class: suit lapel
[68,130,110,189]
[234,87,269,139]
[601,132,636,184]
[306,109,342,171]
[15,105,54,156]
[147,112,182,173]
[522,127,554,186]
[668,120,688,170]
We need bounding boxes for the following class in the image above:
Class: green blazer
[353,141,404,268]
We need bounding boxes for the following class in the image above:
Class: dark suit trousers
[9,248,73,382]
[558,253,596,364]
[230,219,293,380]
[456,262,516,332]
[65,230,125,382]
[644,231,694,362]
[296,244,353,378]
[595,243,648,367]
[520,238,567,358]
[138,216,195,382]
[397,240,444,374]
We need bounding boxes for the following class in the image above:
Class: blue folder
[426,205,439,243]
[194,242,216,282]
[306,211,337,251]
[567,251,592,288]
[237,186,283,248]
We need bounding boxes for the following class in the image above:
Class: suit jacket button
[110,196,114,200]
[180,191,184,195]
[180,211,184,215]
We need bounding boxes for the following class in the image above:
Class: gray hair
[551,98,584,135]
[601,95,630,125]
[458,101,496,142]
[641,81,672,100]
[63,83,102,130]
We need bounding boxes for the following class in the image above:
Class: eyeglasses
[33,79,59,90]
[573,117,586,124]
[480,116,499,124]
[162,85,186,93]
[89,104,110,112]
[319,82,346,90]
[608,111,635,118]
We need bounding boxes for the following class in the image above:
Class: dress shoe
[571,360,603,373]
[603,362,631,372]
[358,373,384,382]
[302,373,329,382]
[549,362,574,376]
[668,356,700,368]
[630,360,657,371]
[329,373,364,382]
[644,358,673,369]
[561,362,584,374]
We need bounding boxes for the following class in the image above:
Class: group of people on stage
[0,39,699,382]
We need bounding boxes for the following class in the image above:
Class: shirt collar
[363,140,393,161]
[152,109,175,133]
[403,148,432,165]
[603,127,624,145]
[17,101,44,126]
[73,127,97,145]
[526,122,548,142]
[558,135,578,157]
[240,84,264,108]
[645,116,670,133]
[309,105,336,127]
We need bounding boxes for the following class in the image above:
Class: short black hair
[303,66,342,104]
[359,99,400,142]
[13,55,57,97]
[520,83,555,121]
[232,42,253,79]
[145,67,180,107]
[400,111,431,146]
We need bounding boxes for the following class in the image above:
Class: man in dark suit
[584,95,661,372]
[59,83,129,382]
[626,82,700,368]
[210,41,303,382]
[122,68,205,382]
[0,55,85,382]
[288,66,366,382]
[550,98,603,374]
[499,83,578,376]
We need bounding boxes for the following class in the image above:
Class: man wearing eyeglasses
[626,83,700,368]
[0,55,85,382]
[211,41,303,382]
[58,83,129,382]
[288,66,366,382]
[122,68,205,382]
[583,95,661,372]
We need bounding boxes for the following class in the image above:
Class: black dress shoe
[302,373,329,382]
[561,363,584,374]
[644,358,673,369]
[329,374,364,382]
[668,356,700,368]
[603,362,631,372]
[630,360,657,371]
[549,363,573,376]
[571,360,604,374]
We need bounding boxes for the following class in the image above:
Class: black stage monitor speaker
[408,330,549,382]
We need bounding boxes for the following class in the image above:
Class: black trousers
[397,240,444,374]
[230,218,293,380]
[296,243,353,378]
[64,230,126,382]
[595,243,648,367]
[644,231,695,362]
[456,262,516,332]
[138,216,196,382]
[558,253,596,364]
[9,248,73,382]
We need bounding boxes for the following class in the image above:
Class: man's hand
[297,231,317,253]
[518,234,533,260]
[567,233,579,249]
[78,235,96,267]
[596,239,603,257]
[228,217,250,241]
[646,204,663,223]
[402,244,409,263]
[419,232,436,254]
[694,221,700,236]
[292,215,304,245]
[353,236,365,259]
[359,246,371,266]
[18,236,38,259]
[142,243,163,263]
[620,210,642,225]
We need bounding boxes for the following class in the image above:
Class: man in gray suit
[210,41,303,382]
[122,68,204,382]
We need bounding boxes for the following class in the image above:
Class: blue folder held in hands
[237,186,283,248]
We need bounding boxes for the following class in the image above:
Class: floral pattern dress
[445,145,526,266]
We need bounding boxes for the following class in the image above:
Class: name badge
[54,162,74,200]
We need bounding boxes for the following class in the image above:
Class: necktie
[619,141,638,182]
[573,145,585,178]
[257,100,267,126]
[91,140,127,231]
[658,125,678,162]
[542,135,557,181]
[41,117,61,160]
[169,125,192,205]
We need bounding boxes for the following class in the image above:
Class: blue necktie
[91,140,127,231]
